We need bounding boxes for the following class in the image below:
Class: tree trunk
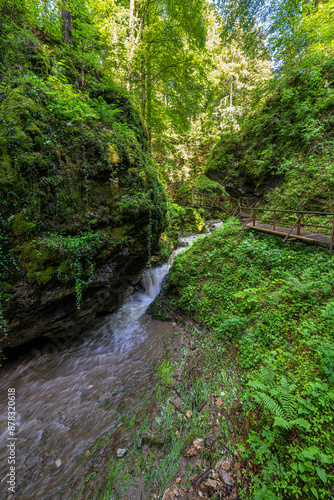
[126,0,136,91]
[141,58,146,119]
[126,0,151,91]
[145,7,152,150]
[243,74,247,111]
[112,16,119,69]
[229,40,235,113]
[147,56,152,150]
[62,0,73,45]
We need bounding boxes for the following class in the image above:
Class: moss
[107,144,120,165]
[0,282,13,293]
[12,213,36,237]
[22,241,54,282]
[35,267,55,285]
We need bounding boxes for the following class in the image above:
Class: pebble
[162,489,174,500]
[219,469,232,485]
[55,458,62,468]
[117,448,127,458]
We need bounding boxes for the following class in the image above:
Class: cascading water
[0,220,223,499]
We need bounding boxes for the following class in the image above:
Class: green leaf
[291,418,310,430]
[316,467,327,484]
[311,487,318,499]
[298,463,305,473]
[301,450,315,460]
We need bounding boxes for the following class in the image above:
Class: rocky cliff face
[0,24,166,351]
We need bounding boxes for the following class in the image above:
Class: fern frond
[257,393,285,419]
[290,418,311,431]
[249,380,270,393]
[280,377,297,420]
[273,417,292,430]
[261,364,275,388]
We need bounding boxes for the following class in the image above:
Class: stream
[0,221,222,499]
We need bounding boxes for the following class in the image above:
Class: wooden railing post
[297,213,302,236]
[331,216,334,252]
[253,209,256,226]
[273,210,276,231]
[191,186,195,207]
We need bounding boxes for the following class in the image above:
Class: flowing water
[0,221,223,499]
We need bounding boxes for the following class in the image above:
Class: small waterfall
[142,264,169,299]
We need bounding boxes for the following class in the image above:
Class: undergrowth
[150,219,334,499]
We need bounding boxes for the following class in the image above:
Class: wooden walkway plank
[245,223,332,247]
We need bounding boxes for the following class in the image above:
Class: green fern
[256,392,285,419]
[279,377,297,420]
[284,268,317,298]
[261,363,275,388]
[249,366,310,432]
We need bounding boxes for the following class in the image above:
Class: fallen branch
[163,304,178,321]
[197,401,207,413]
[193,467,211,487]
[170,400,188,418]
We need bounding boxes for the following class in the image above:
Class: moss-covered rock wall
[0,22,166,350]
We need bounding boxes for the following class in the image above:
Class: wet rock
[189,340,197,350]
[215,457,232,471]
[219,469,232,485]
[162,489,174,500]
[117,448,127,458]
[205,478,218,488]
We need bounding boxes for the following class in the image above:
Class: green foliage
[207,3,334,212]
[155,220,334,498]
[249,369,311,431]
[40,231,101,308]
[161,199,205,249]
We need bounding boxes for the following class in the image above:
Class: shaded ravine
[0,221,222,499]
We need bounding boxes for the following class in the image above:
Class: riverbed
[0,221,222,499]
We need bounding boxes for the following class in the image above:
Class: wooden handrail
[238,206,334,216]
[170,185,334,250]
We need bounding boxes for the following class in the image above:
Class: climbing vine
[41,231,101,309]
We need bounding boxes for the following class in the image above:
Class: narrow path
[244,222,333,247]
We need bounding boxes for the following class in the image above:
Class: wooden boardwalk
[244,222,333,247]
[169,185,334,251]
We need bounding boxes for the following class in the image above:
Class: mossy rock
[0,21,166,350]
[12,213,36,237]
[141,430,166,447]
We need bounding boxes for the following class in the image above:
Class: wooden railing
[240,206,334,251]
[173,186,251,216]
[168,183,334,250]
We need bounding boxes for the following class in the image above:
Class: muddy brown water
[0,222,223,499]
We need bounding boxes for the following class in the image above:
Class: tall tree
[62,0,73,44]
